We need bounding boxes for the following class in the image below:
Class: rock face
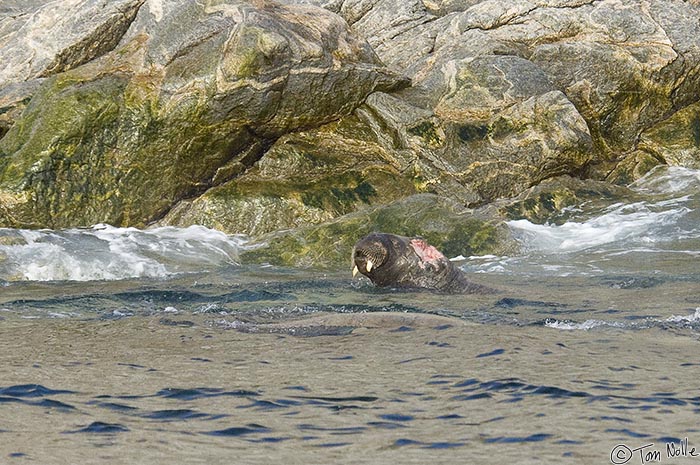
[635,100,700,172]
[158,114,418,236]
[0,0,402,228]
[0,0,146,136]
[0,0,144,82]
[326,0,700,182]
[2,0,700,266]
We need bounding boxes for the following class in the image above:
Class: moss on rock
[242,194,517,269]
[606,151,665,186]
[499,175,636,224]
[634,101,700,170]
[160,117,418,236]
[0,60,254,227]
[0,1,404,229]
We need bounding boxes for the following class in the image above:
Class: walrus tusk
[352,265,359,277]
[366,260,374,273]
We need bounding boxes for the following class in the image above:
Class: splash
[507,201,689,253]
[507,167,700,260]
[544,319,626,331]
[0,225,248,282]
[665,308,700,324]
[545,308,700,332]
[630,165,700,194]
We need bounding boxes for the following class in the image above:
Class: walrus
[351,233,494,294]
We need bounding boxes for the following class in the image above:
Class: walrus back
[439,266,497,294]
[394,248,493,294]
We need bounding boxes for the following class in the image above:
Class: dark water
[0,166,699,464]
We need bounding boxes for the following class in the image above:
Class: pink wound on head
[409,239,446,266]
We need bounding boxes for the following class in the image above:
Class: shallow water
[1,166,699,464]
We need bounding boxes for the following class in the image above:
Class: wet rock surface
[0,0,402,228]
[2,0,700,265]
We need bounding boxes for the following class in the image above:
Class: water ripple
[68,422,130,434]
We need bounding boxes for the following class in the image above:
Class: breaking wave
[0,224,247,282]
[503,166,700,274]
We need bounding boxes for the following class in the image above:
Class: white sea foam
[630,165,700,195]
[546,308,700,332]
[458,255,514,274]
[545,318,626,331]
[507,201,689,254]
[506,166,700,259]
[0,225,248,282]
[665,308,700,324]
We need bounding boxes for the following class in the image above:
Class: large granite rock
[3,0,700,267]
[0,0,403,228]
[329,0,700,182]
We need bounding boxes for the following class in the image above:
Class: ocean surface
[0,166,698,464]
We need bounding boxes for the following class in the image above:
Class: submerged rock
[242,194,517,268]
[227,311,470,336]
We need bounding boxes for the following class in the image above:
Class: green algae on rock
[636,101,700,171]
[0,0,404,229]
[241,194,517,268]
[159,117,417,236]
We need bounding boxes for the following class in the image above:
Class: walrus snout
[351,234,389,277]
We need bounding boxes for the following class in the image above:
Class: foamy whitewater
[0,165,698,282]
[544,308,700,331]
[507,167,699,250]
[0,224,247,281]
[500,166,700,276]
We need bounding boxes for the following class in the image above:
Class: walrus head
[352,232,496,294]
[351,233,391,278]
